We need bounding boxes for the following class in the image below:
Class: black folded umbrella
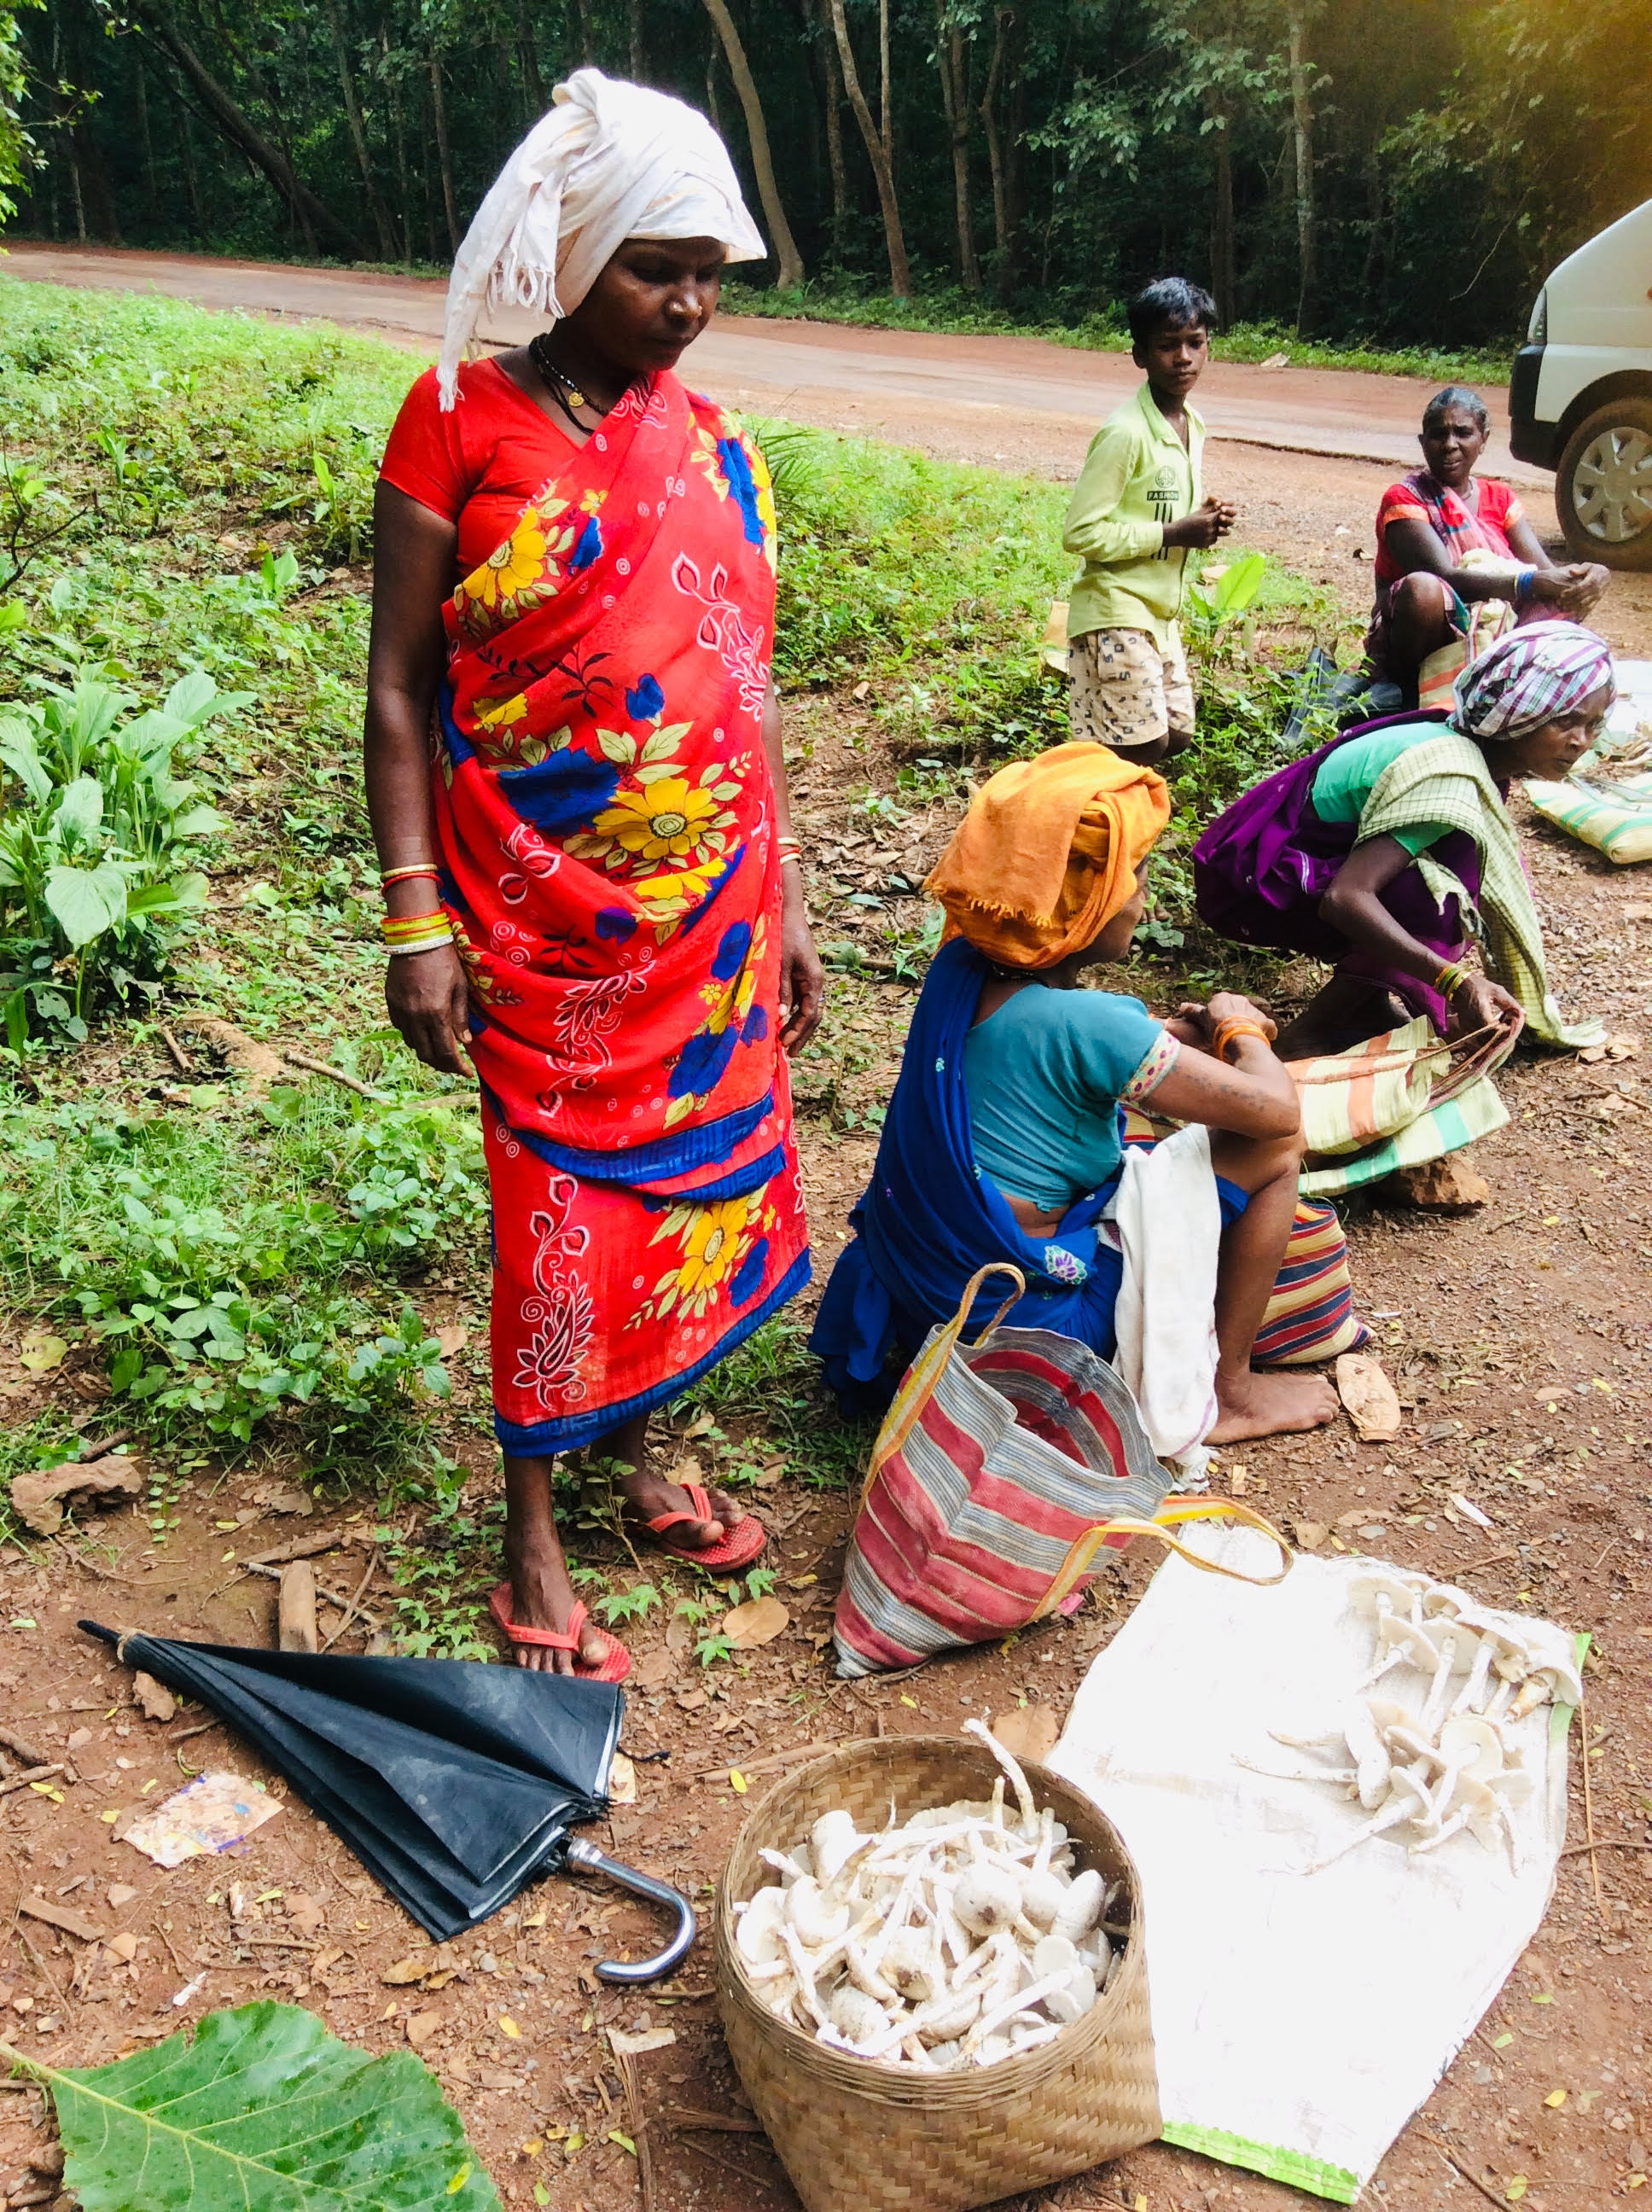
[81,1621,694,1976]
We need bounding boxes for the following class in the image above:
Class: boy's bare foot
[503,1521,610,1674]
[1209,1367,1340,1443]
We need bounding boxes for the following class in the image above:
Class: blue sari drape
[809,940,1126,1412]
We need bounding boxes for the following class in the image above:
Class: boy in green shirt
[1063,277,1236,763]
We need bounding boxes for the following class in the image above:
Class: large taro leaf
[4,2001,501,2212]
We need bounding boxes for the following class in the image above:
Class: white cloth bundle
[438,67,766,408]
[1106,1121,1221,1481]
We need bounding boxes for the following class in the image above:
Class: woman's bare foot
[501,1452,609,1674]
[1209,1366,1340,1443]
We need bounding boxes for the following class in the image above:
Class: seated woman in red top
[366,69,824,1678]
[1366,385,1608,700]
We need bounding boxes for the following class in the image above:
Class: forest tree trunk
[1211,103,1236,329]
[429,55,460,253]
[817,0,849,262]
[878,0,892,160]
[829,0,910,295]
[980,9,1008,276]
[1286,0,1315,334]
[701,0,805,288]
[934,15,979,291]
[630,0,644,80]
[137,2,364,257]
[135,63,159,220]
[516,1,546,114]
[326,0,394,257]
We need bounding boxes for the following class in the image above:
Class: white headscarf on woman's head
[437,67,766,409]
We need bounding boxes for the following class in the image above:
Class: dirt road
[3,240,1543,482]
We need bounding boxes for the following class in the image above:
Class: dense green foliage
[22,0,1648,352]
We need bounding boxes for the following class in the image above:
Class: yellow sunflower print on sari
[627,1187,774,1324]
[453,499,576,637]
[564,717,747,934]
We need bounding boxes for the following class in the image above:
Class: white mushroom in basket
[727,1723,1129,2067]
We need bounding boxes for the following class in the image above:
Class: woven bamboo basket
[715,1735,1160,2212]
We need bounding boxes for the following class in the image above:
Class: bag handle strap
[861,1263,1028,1502]
[1036,1495,1294,1618]
[957,1261,1028,1342]
[1288,1022,1501,1086]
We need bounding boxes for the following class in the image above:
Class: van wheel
[1556,399,1652,570]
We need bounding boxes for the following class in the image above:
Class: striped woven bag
[833,1264,1293,1679]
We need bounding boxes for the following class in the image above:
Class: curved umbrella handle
[561,1836,697,1985]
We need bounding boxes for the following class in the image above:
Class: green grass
[720,277,1517,387]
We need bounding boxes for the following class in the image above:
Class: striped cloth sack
[1120,1109,1367,1367]
[833,1264,1293,1678]
[1285,1017,1516,1201]
[1250,1201,1368,1366]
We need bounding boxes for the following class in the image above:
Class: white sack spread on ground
[1048,1527,1579,2203]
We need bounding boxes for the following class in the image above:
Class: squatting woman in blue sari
[810,744,1339,1444]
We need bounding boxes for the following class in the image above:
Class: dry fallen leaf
[989,1704,1060,1763]
[1294,1521,1328,1553]
[665,1613,694,1656]
[631,1649,673,1690]
[132,1671,177,1724]
[106,1883,139,1911]
[1335,1353,1404,1442]
[381,1943,455,1987]
[284,1891,325,1936]
[18,1335,68,1375]
[106,1931,139,1964]
[608,1752,637,1806]
[721,1594,790,1650]
[608,2025,677,2058]
[406,2010,443,2048]
[10,1454,144,1537]
[434,1324,468,1359]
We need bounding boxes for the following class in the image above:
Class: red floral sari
[428,371,809,1452]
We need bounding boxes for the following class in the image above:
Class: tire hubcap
[1572,425,1652,544]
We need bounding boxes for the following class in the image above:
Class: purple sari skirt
[1192,713,1480,1035]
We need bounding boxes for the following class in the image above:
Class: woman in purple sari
[1194,624,1614,1059]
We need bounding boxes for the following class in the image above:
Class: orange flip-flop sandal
[643,1481,767,1571]
[487,1585,631,1682]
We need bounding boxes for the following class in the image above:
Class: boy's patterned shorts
[1067,625,1195,750]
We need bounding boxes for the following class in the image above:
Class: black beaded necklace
[527,330,590,414]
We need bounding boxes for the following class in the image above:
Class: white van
[1509,197,1652,569]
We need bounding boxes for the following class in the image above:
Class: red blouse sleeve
[1480,480,1525,536]
[379,365,469,522]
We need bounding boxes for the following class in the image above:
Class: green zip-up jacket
[1062,383,1205,648]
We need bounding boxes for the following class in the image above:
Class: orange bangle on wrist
[1212,1019,1271,1063]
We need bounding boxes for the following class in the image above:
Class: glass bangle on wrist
[1211,1019,1271,1062]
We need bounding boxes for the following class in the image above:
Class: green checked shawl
[1358,729,1604,1050]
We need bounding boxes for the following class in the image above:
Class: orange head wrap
[923,742,1172,971]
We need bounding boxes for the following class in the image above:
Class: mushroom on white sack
[1252,1569,1573,1875]
[728,1723,1127,2066]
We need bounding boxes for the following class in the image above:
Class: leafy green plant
[9,2000,501,2211]
[596,1580,660,1627]
[0,667,241,1045]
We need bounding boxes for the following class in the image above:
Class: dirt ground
[0,272,1649,2212]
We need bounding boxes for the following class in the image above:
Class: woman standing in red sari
[365,71,824,1677]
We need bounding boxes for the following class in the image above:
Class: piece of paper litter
[121,1770,282,1868]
